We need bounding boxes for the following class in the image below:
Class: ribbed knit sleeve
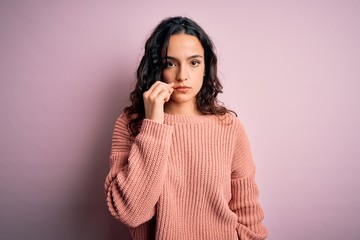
[104,115,174,228]
[229,121,268,240]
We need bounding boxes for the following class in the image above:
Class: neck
[164,101,200,116]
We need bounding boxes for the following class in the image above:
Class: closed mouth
[174,86,191,89]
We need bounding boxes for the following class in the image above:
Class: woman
[105,16,268,240]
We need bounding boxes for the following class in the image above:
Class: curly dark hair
[124,16,236,137]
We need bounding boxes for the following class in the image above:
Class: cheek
[194,65,205,77]
[194,70,205,84]
[162,71,174,83]
[195,70,204,79]
[196,79,204,91]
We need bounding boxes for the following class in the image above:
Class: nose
[176,65,188,81]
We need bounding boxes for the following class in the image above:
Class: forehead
[167,33,204,57]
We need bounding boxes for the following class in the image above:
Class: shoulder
[220,112,244,130]
[111,113,134,153]
[114,113,140,128]
[219,113,250,145]
[113,113,136,139]
[114,113,129,129]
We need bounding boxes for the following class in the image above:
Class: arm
[104,115,173,227]
[229,121,268,240]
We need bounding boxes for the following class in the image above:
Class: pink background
[1,1,359,239]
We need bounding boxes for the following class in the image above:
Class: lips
[174,86,191,89]
[173,85,191,93]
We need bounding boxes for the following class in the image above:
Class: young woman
[105,16,268,240]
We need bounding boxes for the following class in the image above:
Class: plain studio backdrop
[1,1,359,239]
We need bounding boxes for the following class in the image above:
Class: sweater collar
[164,112,216,124]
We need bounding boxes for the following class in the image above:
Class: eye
[191,60,200,66]
[165,61,176,68]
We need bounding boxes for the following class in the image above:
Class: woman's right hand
[143,81,174,124]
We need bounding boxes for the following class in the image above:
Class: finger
[158,81,174,92]
[169,86,174,95]
[149,84,168,99]
[164,94,171,102]
[167,82,175,88]
[146,87,167,104]
[164,89,172,102]
[148,82,172,98]
[157,88,172,103]
[147,80,162,92]
[167,83,174,97]
[154,81,174,92]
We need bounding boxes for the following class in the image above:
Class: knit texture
[105,113,268,240]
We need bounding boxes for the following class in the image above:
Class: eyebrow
[165,55,204,61]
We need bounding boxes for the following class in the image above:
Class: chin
[170,95,196,104]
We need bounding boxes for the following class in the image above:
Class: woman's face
[162,33,205,108]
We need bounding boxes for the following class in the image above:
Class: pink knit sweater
[105,113,268,240]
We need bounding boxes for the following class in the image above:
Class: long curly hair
[124,16,236,137]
